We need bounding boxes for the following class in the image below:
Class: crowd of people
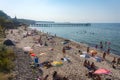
[9,27,120,80]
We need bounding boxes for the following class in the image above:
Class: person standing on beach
[105,41,107,49]
[44,41,48,46]
[10,30,13,34]
[108,41,111,48]
[117,57,120,66]
[38,36,43,46]
[111,57,116,69]
[34,56,39,67]
[95,45,98,49]
[103,51,107,60]
[112,57,116,64]
[87,47,90,53]
[100,41,103,50]
[62,47,66,57]
[103,51,106,59]
[107,47,111,55]
[83,60,88,67]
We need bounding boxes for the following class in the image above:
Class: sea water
[30,23,120,55]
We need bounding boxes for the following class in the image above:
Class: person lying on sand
[53,71,68,80]
[83,60,97,71]
[40,61,53,69]
[61,57,71,63]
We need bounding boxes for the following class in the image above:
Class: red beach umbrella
[31,53,36,57]
[94,68,111,74]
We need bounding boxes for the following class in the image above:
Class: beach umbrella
[90,50,97,55]
[3,39,15,46]
[23,46,33,52]
[94,68,111,74]
[31,53,36,57]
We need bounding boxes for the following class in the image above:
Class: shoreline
[7,26,120,80]
[30,26,120,56]
[30,27,120,58]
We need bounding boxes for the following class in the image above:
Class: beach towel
[23,46,33,52]
[80,53,90,58]
[39,53,46,56]
[95,56,102,62]
[52,61,63,67]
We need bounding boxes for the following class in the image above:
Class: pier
[30,21,91,27]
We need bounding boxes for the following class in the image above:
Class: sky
[0,0,120,23]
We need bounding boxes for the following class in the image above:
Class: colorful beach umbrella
[90,50,97,55]
[94,68,111,74]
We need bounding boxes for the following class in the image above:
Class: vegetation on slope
[0,10,16,80]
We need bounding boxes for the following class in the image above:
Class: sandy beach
[6,26,120,80]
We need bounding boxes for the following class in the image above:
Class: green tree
[0,17,14,38]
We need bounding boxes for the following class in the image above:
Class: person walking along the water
[100,41,103,51]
